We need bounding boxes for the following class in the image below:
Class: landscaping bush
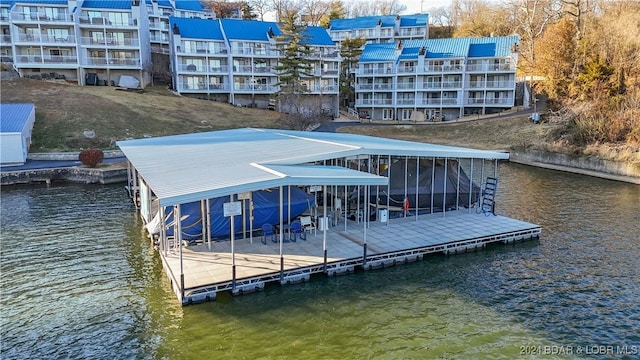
[79,148,104,168]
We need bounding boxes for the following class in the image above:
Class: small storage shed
[1,103,36,166]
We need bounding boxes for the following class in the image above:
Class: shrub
[79,148,104,168]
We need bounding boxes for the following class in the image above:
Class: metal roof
[220,19,280,41]
[169,17,223,40]
[82,0,131,10]
[0,103,35,133]
[11,0,66,5]
[173,0,204,11]
[469,35,519,57]
[301,26,334,46]
[118,128,508,207]
[399,14,428,27]
[359,43,397,63]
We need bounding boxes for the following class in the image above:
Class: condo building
[354,36,519,121]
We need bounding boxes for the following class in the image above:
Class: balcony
[396,98,416,105]
[397,82,415,90]
[355,99,393,106]
[80,36,140,47]
[233,83,277,93]
[359,68,395,75]
[15,54,77,64]
[1,35,11,44]
[466,98,513,105]
[466,63,515,72]
[78,16,137,28]
[397,67,415,74]
[149,22,169,31]
[150,34,169,43]
[14,34,77,44]
[372,83,393,90]
[179,82,230,92]
[10,12,73,22]
[84,57,141,67]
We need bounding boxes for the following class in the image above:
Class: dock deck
[159,210,541,304]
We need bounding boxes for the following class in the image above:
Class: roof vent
[396,14,400,21]
[377,19,382,26]
[396,40,403,50]
[511,42,518,52]
[172,23,180,35]
[419,46,425,55]
[268,27,275,38]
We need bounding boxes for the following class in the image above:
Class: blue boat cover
[165,186,315,240]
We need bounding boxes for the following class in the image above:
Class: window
[23,6,37,20]
[47,28,69,41]
[108,12,129,26]
[44,7,61,20]
[90,31,105,44]
[106,32,126,45]
[383,109,393,120]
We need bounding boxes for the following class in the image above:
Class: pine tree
[273,10,315,113]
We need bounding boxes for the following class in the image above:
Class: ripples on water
[1,164,639,359]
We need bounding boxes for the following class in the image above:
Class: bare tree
[249,0,271,20]
[270,0,299,22]
[428,6,456,38]
[299,0,333,25]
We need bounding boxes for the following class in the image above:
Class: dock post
[363,243,367,266]
[231,195,236,291]
[323,185,327,272]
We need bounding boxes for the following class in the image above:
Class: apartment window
[186,58,203,70]
[208,42,223,54]
[90,31,105,44]
[22,6,37,20]
[401,109,413,120]
[87,11,102,20]
[106,32,126,45]
[44,7,62,20]
[182,40,196,53]
[209,59,221,70]
[47,28,69,41]
[1,8,9,20]
[108,12,130,26]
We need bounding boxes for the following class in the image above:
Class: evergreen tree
[273,10,315,113]
[339,37,366,108]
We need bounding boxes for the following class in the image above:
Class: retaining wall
[1,164,127,186]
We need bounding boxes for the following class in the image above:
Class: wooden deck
[159,210,541,304]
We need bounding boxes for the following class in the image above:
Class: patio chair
[261,223,276,245]
[299,216,316,236]
[289,220,306,242]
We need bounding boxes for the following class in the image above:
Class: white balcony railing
[15,54,78,64]
[84,57,141,66]
[178,64,229,73]
[78,16,137,28]
[179,83,230,91]
[15,34,77,44]
[233,83,277,92]
[79,36,139,47]
[10,12,73,22]
[466,63,515,72]
[396,82,415,90]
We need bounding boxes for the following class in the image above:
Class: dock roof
[118,128,508,207]
[0,103,35,133]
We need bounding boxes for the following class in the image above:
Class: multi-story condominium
[328,14,428,46]
[354,36,519,121]
[1,1,12,61]
[169,17,340,114]
[146,0,213,55]
[4,0,151,86]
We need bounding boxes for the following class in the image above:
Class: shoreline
[1,150,638,186]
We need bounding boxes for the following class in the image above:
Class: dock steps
[481,177,498,215]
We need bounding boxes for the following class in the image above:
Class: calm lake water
[1,163,639,359]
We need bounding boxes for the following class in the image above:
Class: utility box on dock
[378,209,388,223]
[318,216,330,231]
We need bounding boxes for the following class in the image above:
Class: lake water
[1,163,639,359]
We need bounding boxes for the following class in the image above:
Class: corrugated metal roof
[169,17,223,40]
[118,128,508,207]
[468,43,496,57]
[359,43,397,63]
[0,103,35,133]
[11,0,66,5]
[82,0,131,10]
[301,25,334,46]
[0,0,14,8]
[157,0,172,7]
[469,35,519,57]
[173,0,204,11]
[330,15,396,31]
[399,14,428,27]
[398,45,420,61]
[221,19,279,41]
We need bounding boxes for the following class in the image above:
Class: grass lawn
[1,78,282,151]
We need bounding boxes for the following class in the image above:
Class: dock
[159,210,541,304]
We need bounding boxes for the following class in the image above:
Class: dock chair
[261,223,276,244]
[289,220,306,242]
[299,216,316,236]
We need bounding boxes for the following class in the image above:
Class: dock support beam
[323,185,327,272]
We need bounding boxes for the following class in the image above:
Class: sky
[401,0,453,14]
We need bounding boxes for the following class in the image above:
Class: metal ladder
[481,177,498,216]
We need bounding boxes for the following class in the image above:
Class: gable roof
[330,14,428,31]
[221,19,279,41]
[169,17,223,40]
[301,26,334,46]
[10,0,66,5]
[0,103,35,133]
[359,43,397,63]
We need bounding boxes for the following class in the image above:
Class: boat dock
[160,210,541,304]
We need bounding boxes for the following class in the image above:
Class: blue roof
[330,14,428,31]
[359,36,520,63]
[0,103,35,133]
[221,19,280,41]
[399,14,428,27]
[0,0,14,7]
[173,0,204,11]
[359,43,396,63]
[10,0,66,5]
[169,17,223,40]
[82,0,131,9]
[301,26,334,46]
[468,43,496,57]
[158,0,172,7]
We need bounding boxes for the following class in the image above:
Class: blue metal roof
[359,43,396,63]
[301,26,334,46]
[173,0,204,11]
[169,17,223,40]
[468,43,495,57]
[221,19,280,41]
[10,0,66,5]
[82,0,131,10]
[469,35,519,57]
[398,45,420,61]
[0,103,35,133]
[158,0,172,7]
[0,0,14,7]
[399,14,428,27]
[330,15,396,30]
